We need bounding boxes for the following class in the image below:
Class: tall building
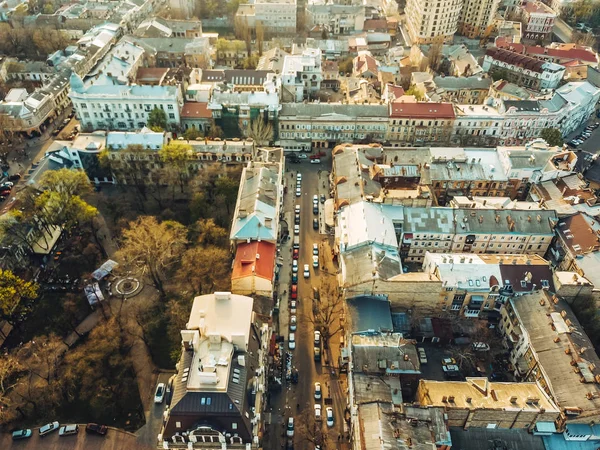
[458,0,501,39]
[406,0,500,43]
[235,0,297,35]
[405,0,463,44]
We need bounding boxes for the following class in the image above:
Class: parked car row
[13,422,107,440]
[568,122,599,148]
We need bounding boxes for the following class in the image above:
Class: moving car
[154,383,166,404]
[289,332,296,350]
[289,315,297,331]
[39,421,60,437]
[287,417,294,437]
[310,158,321,164]
[59,424,79,436]
[314,404,322,420]
[314,382,322,400]
[313,243,319,255]
[85,423,108,436]
[326,407,334,427]
[417,347,428,364]
[313,255,319,268]
[303,264,310,278]
[12,429,32,440]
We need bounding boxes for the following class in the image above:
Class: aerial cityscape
[1,0,600,449]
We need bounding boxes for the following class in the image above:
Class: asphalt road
[566,117,600,153]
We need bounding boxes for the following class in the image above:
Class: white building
[306,1,365,35]
[236,0,297,35]
[452,104,505,146]
[279,48,323,102]
[405,0,463,44]
[458,0,501,39]
[520,0,556,40]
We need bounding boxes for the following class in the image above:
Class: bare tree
[305,283,344,344]
[295,402,329,448]
[243,118,274,145]
[428,38,444,72]
[234,15,252,56]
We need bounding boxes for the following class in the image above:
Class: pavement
[553,17,573,43]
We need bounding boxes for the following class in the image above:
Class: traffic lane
[135,371,172,447]
[1,427,151,450]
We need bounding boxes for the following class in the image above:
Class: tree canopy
[0,269,38,324]
[147,108,167,131]
[540,128,564,147]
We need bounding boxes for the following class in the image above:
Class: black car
[320,194,325,204]
[294,214,300,225]
[313,218,318,230]
[313,205,318,215]
[8,173,21,181]
[85,423,108,436]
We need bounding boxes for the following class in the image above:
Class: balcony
[464,308,480,318]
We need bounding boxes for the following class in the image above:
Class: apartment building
[278,103,388,151]
[452,103,504,146]
[458,0,501,38]
[416,378,560,429]
[236,0,296,35]
[400,207,557,264]
[431,76,493,104]
[422,252,554,318]
[279,48,323,102]
[405,0,463,44]
[305,1,365,35]
[500,290,600,426]
[495,37,599,67]
[520,1,556,41]
[483,47,565,91]
[388,102,455,146]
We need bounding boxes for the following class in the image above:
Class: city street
[566,117,600,153]
[270,154,349,450]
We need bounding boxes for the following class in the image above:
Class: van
[293,236,300,249]
[59,424,79,436]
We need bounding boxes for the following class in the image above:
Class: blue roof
[543,434,600,450]
[535,422,556,433]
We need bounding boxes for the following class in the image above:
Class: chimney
[264,217,273,228]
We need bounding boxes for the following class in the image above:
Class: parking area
[566,120,600,152]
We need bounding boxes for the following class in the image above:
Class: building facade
[388,102,455,146]
[405,0,463,44]
[458,0,501,39]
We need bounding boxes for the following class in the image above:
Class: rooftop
[450,427,545,450]
[280,102,388,119]
[181,101,212,119]
[555,212,600,256]
[231,241,276,281]
[352,333,420,375]
[389,102,455,119]
[347,295,393,334]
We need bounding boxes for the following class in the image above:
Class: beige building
[458,0,501,39]
[416,378,560,429]
[405,0,463,44]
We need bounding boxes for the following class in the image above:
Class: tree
[207,125,224,139]
[428,39,443,72]
[240,55,259,69]
[295,402,329,447]
[147,107,167,131]
[338,57,353,75]
[490,68,509,82]
[406,85,424,101]
[183,127,201,141]
[42,2,53,13]
[189,218,229,247]
[99,145,154,204]
[234,15,252,56]
[243,118,273,145]
[214,176,240,216]
[305,284,344,344]
[0,269,38,325]
[256,21,265,56]
[540,128,564,147]
[176,246,230,295]
[159,141,194,193]
[117,216,187,297]
[0,355,22,424]
[573,30,597,47]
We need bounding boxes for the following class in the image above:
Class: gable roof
[181,102,212,119]
[389,102,455,119]
[232,241,276,281]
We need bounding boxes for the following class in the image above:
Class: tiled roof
[232,241,276,281]
[389,102,455,119]
[496,37,597,64]
[181,102,212,119]
[135,67,168,83]
[485,47,547,73]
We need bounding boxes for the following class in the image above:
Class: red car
[291,285,298,300]
[310,151,325,159]
[0,190,10,197]
[293,248,299,259]
[85,423,107,436]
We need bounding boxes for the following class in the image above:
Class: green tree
[147,107,167,131]
[0,269,38,325]
[117,216,187,297]
[159,141,194,193]
[240,55,259,69]
[183,128,201,140]
[215,176,239,216]
[490,68,509,82]
[42,3,54,14]
[540,128,564,147]
[207,125,224,139]
[406,85,424,101]
[189,218,229,247]
[176,246,231,295]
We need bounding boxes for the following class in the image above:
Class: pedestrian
[338,434,341,441]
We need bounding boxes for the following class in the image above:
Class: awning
[92,259,119,280]
[84,283,104,306]
[32,225,62,255]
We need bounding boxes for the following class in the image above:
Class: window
[169,113,175,119]
[201,397,206,405]
[521,280,527,288]
[232,422,238,430]
[168,104,174,110]
[207,397,212,405]
[176,422,181,428]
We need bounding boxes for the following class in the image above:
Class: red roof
[496,37,597,64]
[135,67,169,84]
[390,102,455,119]
[181,102,212,119]
[485,47,546,73]
[232,241,276,281]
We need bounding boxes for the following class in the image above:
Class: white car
[417,347,427,364]
[294,224,300,235]
[296,187,301,197]
[298,154,308,159]
[310,159,321,164]
[313,255,319,268]
[154,383,166,404]
[303,264,310,278]
[314,404,322,420]
[313,243,319,255]
[290,315,297,331]
[472,342,490,352]
[326,407,334,427]
[314,330,321,346]
[292,260,298,273]
[313,194,318,204]
[286,417,294,437]
[295,205,300,213]
[289,332,296,350]
[290,301,297,315]
[314,382,322,400]
[296,173,302,180]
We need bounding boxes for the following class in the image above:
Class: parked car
[289,332,296,350]
[326,407,334,427]
[472,342,490,352]
[290,301,297,315]
[287,417,294,437]
[85,423,108,436]
[313,205,318,215]
[314,346,321,361]
[291,273,298,283]
[312,255,319,268]
[313,218,319,230]
[417,347,428,364]
[0,190,11,196]
[289,315,297,331]
[314,404,322,420]
[8,173,21,181]
[314,330,321,346]
[292,260,298,273]
[154,383,166,403]
[441,358,457,366]
[310,159,321,164]
[295,205,300,213]
[320,194,325,204]
[294,214,300,225]
[39,422,60,437]
[59,424,79,436]
[0,182,14,189]
[298,154,308,159]
[314,382,322,400]
[12,429,32,440]
[313,243,319,255]
[296,187,301,197]
[291,284,298,299]
[293,248,299,259]
[294,224,300,235]
[296,173,302,181]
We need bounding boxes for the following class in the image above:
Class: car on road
[442,358,457,366]
[287,417,294,437]
[320,194,325,204]
[314,382,322,400]
[291,273,298,283]
[290,301,297,315]
[314,404,322,420]
[313,218,319,230]
[298,154,308,159]
[313,194,318,203]
[0,189,11,196]
[313,255,319,268]
[314,330,321,346]
[313,243,319,255]
[293,248,299,259]
[8,173,21,181]
[442,364,461,378]
[0,182,13,189]
[12,429,32,440]
[39,421,60,437]
[326,407,334,427]
[154,383,166,403]
[294,214,300,225]
[313,204,318,215]
[85,423,108,436]
[472,342,490,352]
[303,264,310,278]
[289,315,297,331]
[289,332,296,350]
[294,224,300,235]
[295,205,300,213]
[291,285,298,299]
[295,187,301,197]
[417,347,427,364]
[59,424,79,436]
[310,159,321,164]
[292,260,298,273]
[296,173,302,181]
[314,346,321,361]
